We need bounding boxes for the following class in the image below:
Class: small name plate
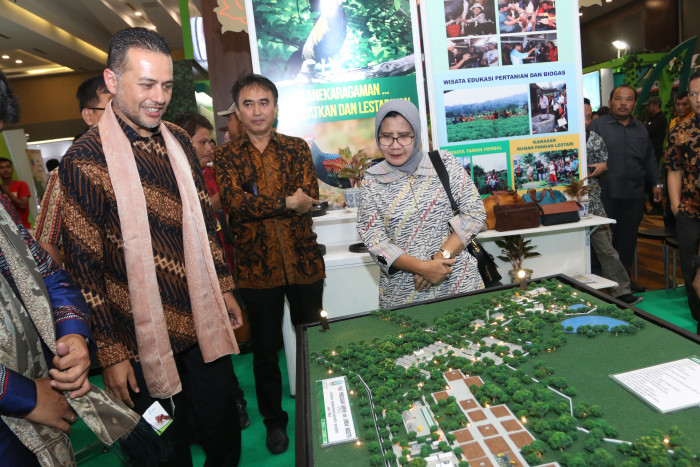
[317,376,357,446]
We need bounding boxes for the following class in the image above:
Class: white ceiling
[0,0,201,78]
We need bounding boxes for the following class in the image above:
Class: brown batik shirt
[215,132,325,289]
[666,114,700,220]
[60,116,234,368]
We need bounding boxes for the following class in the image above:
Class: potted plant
[563,174,593,217]
[495,235,541,283]
[322,146,371,208]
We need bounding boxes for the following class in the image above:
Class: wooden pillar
[200,0,253,143]
[645,0,677,53]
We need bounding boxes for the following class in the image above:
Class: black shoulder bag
[428,150,502,287]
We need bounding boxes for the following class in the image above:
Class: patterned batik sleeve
[34,168,63,245]
[443,151,486,246]
[665,126,683,172]
[59,147,128,367]
[356,177,406,275]
[586,132,609,165]
[295,138,321,200]
[215,143,287,222]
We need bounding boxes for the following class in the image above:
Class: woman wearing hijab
[356,99,486,309]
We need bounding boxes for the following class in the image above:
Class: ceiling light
[27,66,73,75]
[149,25,157,30]
[15,59,22,64]
[606,0,612,2]
[1,55,8,60]
[578,12,583,16]
[135,11,143,16]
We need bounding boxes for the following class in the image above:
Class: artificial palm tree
[495,235,541,271]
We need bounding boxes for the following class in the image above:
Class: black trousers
[130,344,241,467]
[601,196,645,271]
[676,212,700,327]
[240,280,323,430]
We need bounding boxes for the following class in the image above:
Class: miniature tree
[548,431,573,451]
[408,458,427,467]
[590,448,616,466]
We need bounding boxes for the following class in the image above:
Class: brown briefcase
[494,202,540,231]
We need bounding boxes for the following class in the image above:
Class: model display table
[295,275,700,466]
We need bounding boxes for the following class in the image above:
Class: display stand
[281,213,616,396]
[476,215,616,286]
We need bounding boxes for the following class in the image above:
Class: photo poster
[244,0,428,206]
[421,0,587,196]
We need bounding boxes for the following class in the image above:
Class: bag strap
[428,150,458,213]
[527,188,554,204]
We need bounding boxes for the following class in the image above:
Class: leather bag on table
[522,188,567,205]
[494,202,540,231]
[483,190,523,230]
[537,201,581,226]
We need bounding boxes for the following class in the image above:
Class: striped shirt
[357,150,485,308]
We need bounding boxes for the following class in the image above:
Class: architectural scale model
[310,279,697,467]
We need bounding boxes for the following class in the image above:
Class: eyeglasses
[379,134,414,146]
[87,107,105,111]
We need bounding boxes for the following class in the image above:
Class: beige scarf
[99,102,238,398]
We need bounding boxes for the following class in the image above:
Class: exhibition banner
[421,0,586,195]
[244,0,427,205]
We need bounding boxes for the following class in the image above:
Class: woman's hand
[414,258,456,290]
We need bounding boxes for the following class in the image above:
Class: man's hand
[588,162,607,178]
[652,186,663,203]
[694,269,700,299]
[223,291,243,330]
[49,334,90,398]
[286,188,319,215]
[25,378,76,433]
[102,360,139,408]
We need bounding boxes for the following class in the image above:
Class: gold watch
[439,248,452,259]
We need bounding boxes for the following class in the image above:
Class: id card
[142,401,173,435]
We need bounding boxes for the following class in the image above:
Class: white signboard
[317,376,357,446]
[611,356,700,413]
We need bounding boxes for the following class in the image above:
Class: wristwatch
[692,255,700,269]
[655,184,664,189]
[439,248,452,259]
